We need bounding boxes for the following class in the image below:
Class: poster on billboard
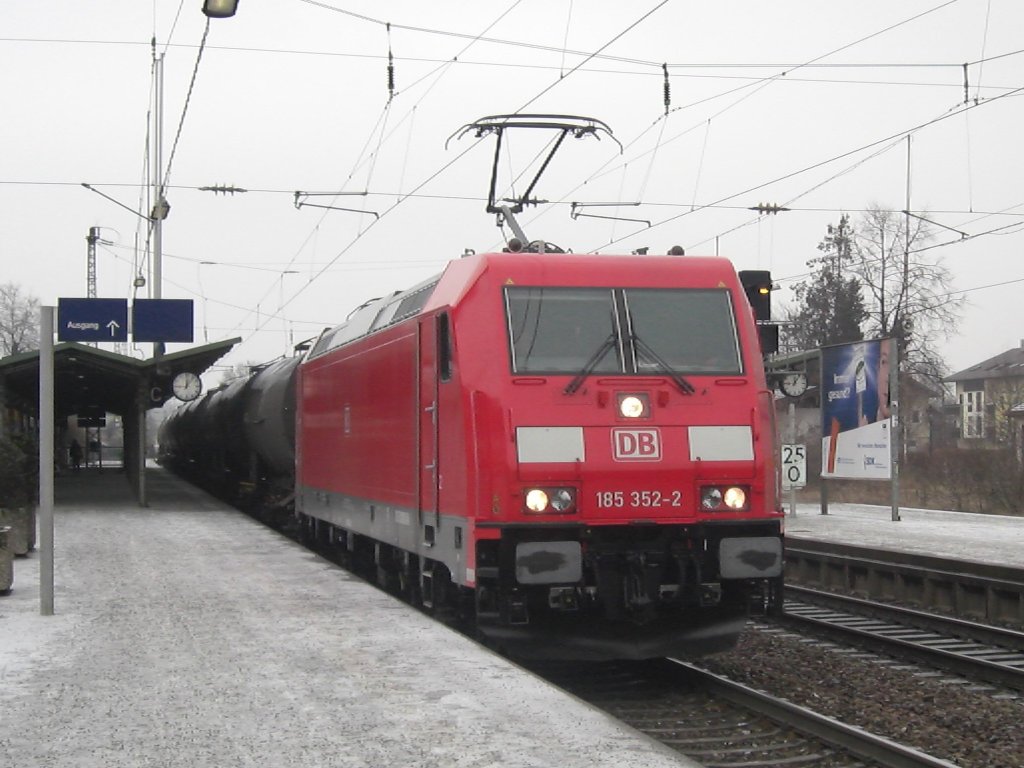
[820,338,895,480]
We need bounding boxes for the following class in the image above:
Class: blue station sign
[57,298,129,342]
[132,299,194,343]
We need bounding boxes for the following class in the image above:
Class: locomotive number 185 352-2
[595,490,683,509]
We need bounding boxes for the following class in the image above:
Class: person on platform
[69,439,83,471]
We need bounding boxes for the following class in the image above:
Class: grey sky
[3,1,1022,376]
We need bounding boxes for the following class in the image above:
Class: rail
[786,538,1024,629]
[783,585,1024,693]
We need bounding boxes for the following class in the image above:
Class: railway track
[785,540,1024,631]
[277,513,965,767]
[782,584,1024,694]
[523,657,959,768]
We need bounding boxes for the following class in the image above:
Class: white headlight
[723,487,747,509]
[619,395,646,418]
[525,489,549,513]
[614,397,647,421]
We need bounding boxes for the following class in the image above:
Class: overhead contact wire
[230,2,527,346]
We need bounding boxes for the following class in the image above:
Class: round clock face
[780,372,808,398]
[172,372,203,402]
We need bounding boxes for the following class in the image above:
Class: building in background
[944,341,1024,452]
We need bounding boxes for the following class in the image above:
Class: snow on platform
[0,468,695,768]
[785,501,1024,569]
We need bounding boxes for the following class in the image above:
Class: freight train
[159,247,784,660]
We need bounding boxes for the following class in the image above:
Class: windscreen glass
[506,286,742,375]
[624,288,742,374]
[506,288,620,374]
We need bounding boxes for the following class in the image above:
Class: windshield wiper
[631,333,696,395]
[563,332,617,395]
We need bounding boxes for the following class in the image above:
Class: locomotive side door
[417,313,442,531]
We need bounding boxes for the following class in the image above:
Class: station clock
[172,372,203,402]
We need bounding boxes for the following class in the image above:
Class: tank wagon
[161,249,784,659]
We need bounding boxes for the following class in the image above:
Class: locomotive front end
[466,254,784,659]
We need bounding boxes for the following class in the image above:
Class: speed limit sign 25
[781,444,806,490]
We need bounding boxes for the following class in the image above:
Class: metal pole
[788,402,797,516]
[87,227,99,299]
[138,384,148,507]
[890,340,901,522]
[819,349,828,515]
[151,53,167,359]
[153,53,164,303]
[39,306,55,615]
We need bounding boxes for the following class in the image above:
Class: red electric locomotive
[295,249,784,659]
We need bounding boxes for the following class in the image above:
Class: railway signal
[738,270,779,354]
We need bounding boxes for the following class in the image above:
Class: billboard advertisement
[820,338,895,480]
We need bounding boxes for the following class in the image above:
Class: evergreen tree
[784,215,867,352]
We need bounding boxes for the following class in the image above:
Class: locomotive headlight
[549,488,575,513]
[617,393,650,419]
[700,487,723,510]
[524,487,577,514]
[723,486,747,509]
[525,489,549,513]
[700,485,750,512]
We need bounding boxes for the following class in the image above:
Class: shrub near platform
[0,526,12,593]
[0,506,34,556]
[0,436,35,556]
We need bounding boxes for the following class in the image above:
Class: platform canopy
[0,338,240,421]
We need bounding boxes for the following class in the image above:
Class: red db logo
[612,428,661,461]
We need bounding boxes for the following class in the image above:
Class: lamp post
[198,261,216,343]
[153,52,166,303]
[203,0,240,18]
[152,1,237,331]
[157,1,239,301]
[280,270,298,355]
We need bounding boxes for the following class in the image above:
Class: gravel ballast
[703,628,1024,768]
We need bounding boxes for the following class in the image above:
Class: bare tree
[0,283,40,357]
[851,206,963,382]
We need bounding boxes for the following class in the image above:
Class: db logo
[612,428,662,461]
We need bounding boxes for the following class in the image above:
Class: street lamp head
[202,0,239,18]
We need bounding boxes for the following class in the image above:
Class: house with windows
[944,341,1024,452]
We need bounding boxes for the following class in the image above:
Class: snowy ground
[5,469,1021,767]
[785,501,1024,567]
[0,470,694,768]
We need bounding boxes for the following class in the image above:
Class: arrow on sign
[107,320,121,336]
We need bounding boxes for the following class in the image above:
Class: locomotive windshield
[505,286,742,375]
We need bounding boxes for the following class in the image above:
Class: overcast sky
[3,1,1022,378]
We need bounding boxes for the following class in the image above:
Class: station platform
[785,500,1024,569]
[1,467,695,768]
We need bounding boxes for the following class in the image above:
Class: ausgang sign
[57,298,194,343]
[57,298,128,342]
